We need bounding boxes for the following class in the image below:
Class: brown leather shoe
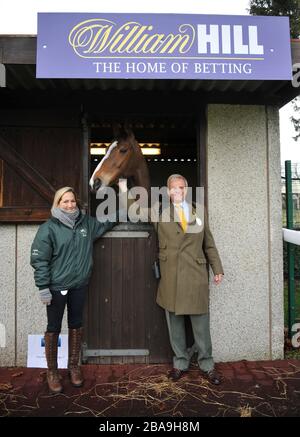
[47,370,63,394]
[69,366,83,387]
[202,369,222,385]
[167,368,187,381]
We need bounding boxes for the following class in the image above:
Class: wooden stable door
[83,227,173,364]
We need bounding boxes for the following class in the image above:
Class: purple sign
[36,13,292,80]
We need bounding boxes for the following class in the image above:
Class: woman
[30,187,116,394]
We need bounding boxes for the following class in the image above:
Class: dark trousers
[46,285,87,333]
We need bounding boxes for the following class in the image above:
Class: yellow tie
[176,205,187,232]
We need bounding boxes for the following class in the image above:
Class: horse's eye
[119,148,128,154]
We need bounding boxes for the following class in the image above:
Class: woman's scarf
[51,207,80,229]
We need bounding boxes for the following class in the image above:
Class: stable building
[0,13,300,366]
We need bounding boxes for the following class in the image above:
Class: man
[119,174,224,384]
[156,174,224,384]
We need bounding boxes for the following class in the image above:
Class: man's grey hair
[167,174,188,189]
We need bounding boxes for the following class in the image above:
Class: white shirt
[173,200,190,223]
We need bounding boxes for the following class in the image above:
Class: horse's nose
[93,178,102,191]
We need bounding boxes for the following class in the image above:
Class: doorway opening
[89,115,199,217]
[84,113,202,364]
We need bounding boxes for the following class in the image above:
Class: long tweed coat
[155,205,223,315]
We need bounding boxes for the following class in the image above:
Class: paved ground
[0,360,300,417]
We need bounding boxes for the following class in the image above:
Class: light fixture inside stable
[90,148,107,155]
[90,142,161,156]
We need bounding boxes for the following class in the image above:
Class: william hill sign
[36,13,292,80]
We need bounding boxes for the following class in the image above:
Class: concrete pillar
[207,104,284,361]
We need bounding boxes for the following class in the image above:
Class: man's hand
[214,274,223,285]
[39,288,52,305]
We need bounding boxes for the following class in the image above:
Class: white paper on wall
[27,334,68,368]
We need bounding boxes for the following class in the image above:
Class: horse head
[89,129,150,193]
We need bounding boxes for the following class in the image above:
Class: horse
[89,130,150,194]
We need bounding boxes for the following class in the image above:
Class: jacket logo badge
[80,228,88,237]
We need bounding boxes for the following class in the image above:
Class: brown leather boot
[44,332,63,394]
[68,327,84,387]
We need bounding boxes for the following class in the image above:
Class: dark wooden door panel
[0,126,82,221]
[84,230,173,363]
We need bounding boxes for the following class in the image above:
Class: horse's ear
[122,122,135,140]
[127,130,136,142]
[113,122,135,142]
[112,122,122,139]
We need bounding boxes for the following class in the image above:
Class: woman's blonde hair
[52,187,78,209]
